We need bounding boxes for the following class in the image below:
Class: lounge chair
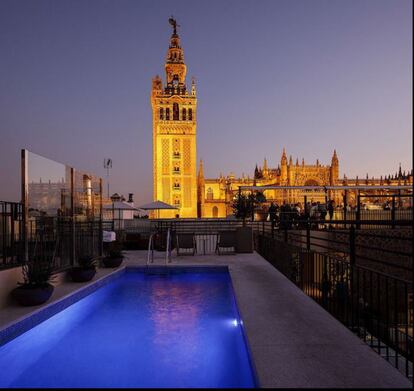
[216,230,237,255]
[176,233,196,256]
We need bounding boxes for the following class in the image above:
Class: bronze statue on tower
[169,16,179,35]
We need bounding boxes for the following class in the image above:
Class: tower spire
[198,159,204,179]
[165,17,187,94]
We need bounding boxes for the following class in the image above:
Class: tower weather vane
[169,16,179,34]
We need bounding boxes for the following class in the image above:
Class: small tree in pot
[233,193,254,226]
[11,258,56,306]
[69,255,99,282]
[232,191,266,252]
[103,241,125,268]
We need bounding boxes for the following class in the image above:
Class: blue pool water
[0,269,256,388]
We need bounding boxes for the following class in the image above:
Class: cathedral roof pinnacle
[281,148,287,165]
[263,157,268,171]
[198,159,204,179]
[331,149,339,165]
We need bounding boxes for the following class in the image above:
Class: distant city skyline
[0,0,412,205]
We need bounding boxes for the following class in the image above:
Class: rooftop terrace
[1,250,411,388]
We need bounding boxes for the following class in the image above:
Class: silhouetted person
[268,202,277,223]
[327,200,335,220]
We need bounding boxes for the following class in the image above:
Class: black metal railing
[153,219,246,254]
[256,222,413,282]
[255,233,413,381]
[0,201,24,269]
[1,200,103,271]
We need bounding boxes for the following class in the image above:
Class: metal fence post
[99,178,103,257]
[21,149,28,262]
[391,195,396,229]
[70,168,75,265]
[356,193,361,230]
[350,225,356,266]
[306,221,311,251]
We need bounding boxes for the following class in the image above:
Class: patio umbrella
[138,200,178,218]
[103,201,141,228]
[103,201,141,211]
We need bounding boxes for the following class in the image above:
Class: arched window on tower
[182,108,186,121]
[207,188,213,200]
[188,108,193,121]
[165,108,170,120]
[173,103,179,120]
[212,206,218,218]
[159,108,164,120]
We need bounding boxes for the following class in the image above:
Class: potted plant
[69,255,98,282]
[11,258,56,306]
[232,191,266,253]
[103,241,125,268]
[232,192,253,253]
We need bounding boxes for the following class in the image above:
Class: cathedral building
[197,149,340,218]
[152,20,412,219]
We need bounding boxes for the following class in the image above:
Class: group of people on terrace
[266,200,336,229]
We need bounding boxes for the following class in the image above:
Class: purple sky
[0,0,412,205]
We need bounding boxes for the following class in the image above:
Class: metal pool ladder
[146,228,172,267]
[146,232,155,265]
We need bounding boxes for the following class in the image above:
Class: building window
[173,139,180,158]
[188,108,193,120]
[212,206,218,218]
[159,108,164,120]
[207,187,213,200]
[182,108,186,121]
[173,103,179,120]
[165,108,170,120]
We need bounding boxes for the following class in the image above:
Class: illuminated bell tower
[151,18,198,218]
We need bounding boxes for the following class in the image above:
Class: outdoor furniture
[216,230,237,255]
[176,233,196,256]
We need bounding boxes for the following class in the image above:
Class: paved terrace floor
[0,250,411,388]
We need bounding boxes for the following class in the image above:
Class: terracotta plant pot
[103,257,123,268]
[11,283,54,307]
[69,267,96,282]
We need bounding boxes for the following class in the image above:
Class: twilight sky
[0,0,412,204]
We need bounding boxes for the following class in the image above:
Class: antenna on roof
[104,158,112,198]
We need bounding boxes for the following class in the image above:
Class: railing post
[304,195,307,217]
[71,168,75,265]
[391,195,396,229]
[356,193,361,230]
[21,149,29,262]
[343,190,348,228]
[306,221,311,251]
[349,225,356,266]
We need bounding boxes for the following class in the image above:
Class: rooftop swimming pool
[0,267,256,388]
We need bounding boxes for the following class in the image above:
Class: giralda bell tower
[151,18,198,218]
